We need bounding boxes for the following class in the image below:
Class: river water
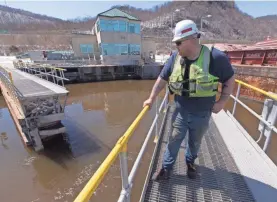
[0,80,276,202]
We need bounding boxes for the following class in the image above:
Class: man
[143,20,235,180]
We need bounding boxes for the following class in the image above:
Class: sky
[0,0,276,20]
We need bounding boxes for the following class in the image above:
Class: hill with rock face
[0,1,276,54]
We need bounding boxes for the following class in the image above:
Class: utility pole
[170,9,180,52]
[200,14,212,44]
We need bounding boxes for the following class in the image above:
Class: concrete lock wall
[101,55,141,65]
[141,65,162,79]
[234,65,277,79]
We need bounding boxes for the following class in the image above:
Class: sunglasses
[175,35,197,46]
[175,38,189,46]
[175,41,183,46]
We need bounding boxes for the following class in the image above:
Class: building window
[112,21,119,32]
[80,44,94,54]
[107,20,114,31]
[100,19,141,33]
[100,19,107,31]
[119,20,127,32]
[118,44,128,55]
[98,19,140,34]
[101,44,109,55]
[129,23,135,33]
[128,23,140,34]
[99,19,120,32]
[135,24,140,34]
[101,43,130,56]
[129,44,141,55]
[101,44,140,56]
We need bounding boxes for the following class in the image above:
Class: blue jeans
[163,106,211,170]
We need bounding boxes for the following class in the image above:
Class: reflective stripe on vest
[168,45,219,97]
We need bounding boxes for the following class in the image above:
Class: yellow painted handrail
[14,61,66,71]
[74,105,149,202]
[74,79,276,202]
[45,65,66,71]
[235,79,277,101]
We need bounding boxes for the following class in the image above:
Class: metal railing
[13,61,69,87]
[74,90,169,202]
[0,66,25,119]
[74,79,277,202]
[0,66,23,101]
[231,79,277,152]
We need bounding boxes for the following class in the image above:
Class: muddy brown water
[0,80,276,202]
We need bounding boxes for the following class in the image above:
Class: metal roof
[98,8,140,21]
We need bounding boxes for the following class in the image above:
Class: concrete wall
[99,32,141,44]
[141,64,162,79]
[62,65,141,83]
[141,38,156,61]
[102,55,141,65]
[234,65,277,79]
[71,35,100,58]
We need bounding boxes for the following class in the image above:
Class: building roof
[97,8,140,21]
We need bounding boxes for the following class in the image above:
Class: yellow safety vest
[168,45,219,97]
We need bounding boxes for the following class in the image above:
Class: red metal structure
[225,37,277,66]
[226,48,277,66]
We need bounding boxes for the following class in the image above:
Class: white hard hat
[172,20,199,42]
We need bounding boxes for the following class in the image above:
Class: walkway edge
[212,110,277,202]
[226,110,277,177]
[139,105,170,202]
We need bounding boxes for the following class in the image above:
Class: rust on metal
[226,48,277,66]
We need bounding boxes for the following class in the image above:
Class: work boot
[152,167,171,181]
[187,163,197,179]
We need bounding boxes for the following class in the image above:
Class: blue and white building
[72,8,152,65]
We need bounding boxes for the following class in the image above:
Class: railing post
[44,67,48,81]
[262,100,277,153]
[153,97,159,143]
[155,98,158,137]
[166,87,169,106]
[51,69,56,84]
[232,83,241,115]
[60,70,64,87]
[257,99,273,143]
[8,72,13,84]
[263,130,273,153]
[118,144,130,202]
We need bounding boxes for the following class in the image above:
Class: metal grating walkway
[0,61,68,99]
[142,106,255,202]
[11,70,54,97]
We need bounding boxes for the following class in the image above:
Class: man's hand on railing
[143,77,167,110]
[143,98,154,109]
